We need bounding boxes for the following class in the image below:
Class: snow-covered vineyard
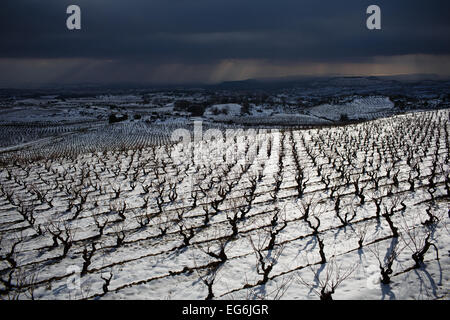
[0,109,448,300]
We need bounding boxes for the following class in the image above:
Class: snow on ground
[308,96,394,121]
[0,108,448,300]
[0,106,99,124]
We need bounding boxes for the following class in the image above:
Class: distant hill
[1,74,448,98]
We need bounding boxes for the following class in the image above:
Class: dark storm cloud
[0,0,449,85]
[1,0,449,62]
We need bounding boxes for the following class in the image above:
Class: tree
[340,113,349,122]
[109,113,128,124]
[187,104,206,116]
[297,258,357,301]
[241,100,251,115]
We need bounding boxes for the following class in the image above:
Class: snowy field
[0,95,434,155]
[307,96,394,121]
[0,107,448,300]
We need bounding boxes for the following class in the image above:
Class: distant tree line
[109,113,128,124]
[174,96,254,117]
[174,100,210,116]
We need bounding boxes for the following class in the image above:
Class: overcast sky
[1,0,449,86]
